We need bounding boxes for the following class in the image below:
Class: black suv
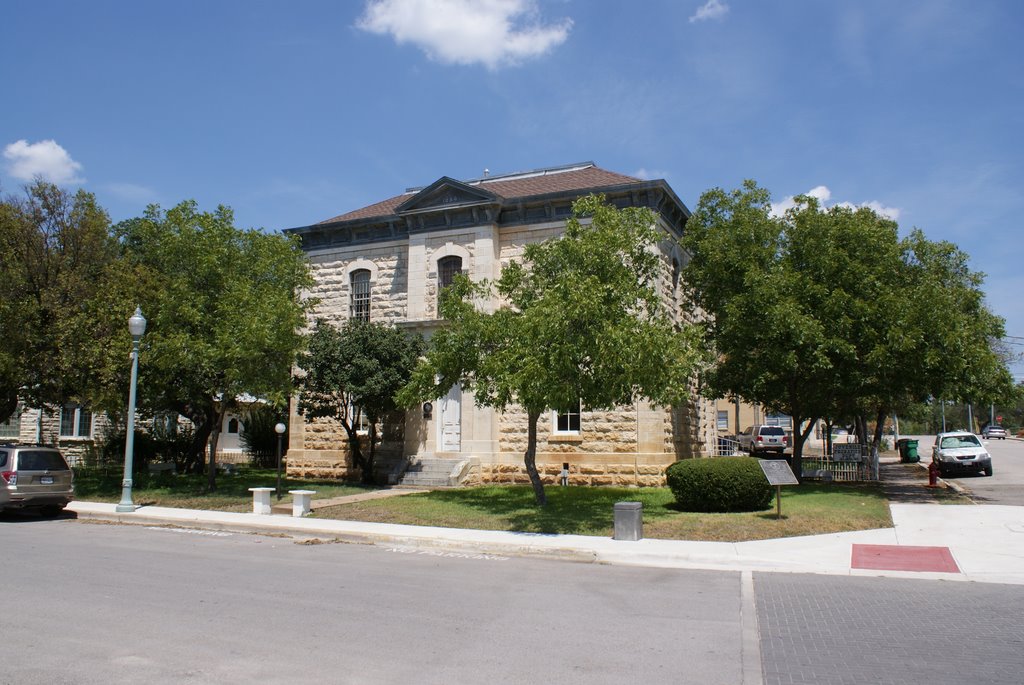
[0,444,75,515]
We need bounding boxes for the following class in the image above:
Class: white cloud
[770,185,901,221]
[633,168,669,181]
[357,0,572,70]
[3,139,84,184]
[689,0,729,24]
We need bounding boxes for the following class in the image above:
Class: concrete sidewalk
[68,496,1024,585]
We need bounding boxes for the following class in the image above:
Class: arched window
[437,256,463,310]
[671,257,680,293]
[350,269,371,321]
[227,418,240,434]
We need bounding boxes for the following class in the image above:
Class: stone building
[283,162,716,486]
[0,400,257,466]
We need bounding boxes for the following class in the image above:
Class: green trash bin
[904,439,919,463]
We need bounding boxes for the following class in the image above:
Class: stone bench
[147,462,177,476]
[289,490,316,517]
[217,462,239,476]
[248,487,275,515]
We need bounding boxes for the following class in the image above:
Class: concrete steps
[398,458,469,487]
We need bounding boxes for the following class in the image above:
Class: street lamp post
[116,307,147,513]
[275,421,287,500]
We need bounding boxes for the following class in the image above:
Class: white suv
[0,444,75,515]
[932,432,992,477]
[738,425,788,456]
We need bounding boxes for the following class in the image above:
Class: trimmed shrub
[665,457,773,513]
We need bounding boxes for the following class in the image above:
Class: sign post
[757,459,799,519]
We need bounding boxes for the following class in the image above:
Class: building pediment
[395,177,500,216]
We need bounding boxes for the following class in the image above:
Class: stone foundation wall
[286,412,404,481]
[286,453,359,480]
[470,460,669,487]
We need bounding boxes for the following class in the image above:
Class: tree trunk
[855,415,869,446]
[207,405,226,492]
[524,409,547,506]
[871,408,887,452]
[363,419,379,486]
[790,416,818,484]
[185,405,214,474]
[341,421,366,483]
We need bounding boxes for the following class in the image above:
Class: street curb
[70,506,601,564]
[911,461,971,497]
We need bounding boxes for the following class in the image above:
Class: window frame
[552,402,582,435]
[765,413,793,428]
[347,402,371,436]
[60,404,93,439]
[0,405,22,439]
[350,268,372,322]
[437,255,463,312]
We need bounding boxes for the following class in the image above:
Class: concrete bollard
[613,501,643,541]
[289,490,316,517]
[249,487,275,515]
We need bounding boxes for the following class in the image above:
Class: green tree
[112,201,313,489]
[296,320,423,485]
[683,181,1015,478]
[0,181,121,424]
[398,195,700,505]
[683,182,837,478]
[897,231,1016,410]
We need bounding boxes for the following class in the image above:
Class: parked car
[738,425,788,456]
[931,431,992,477]
[981,424,1007,440]
[0,444,75,515]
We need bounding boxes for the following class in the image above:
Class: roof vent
[483,168,490,178]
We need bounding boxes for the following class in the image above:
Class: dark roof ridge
[403,161,601,193]
[311,162,648,226]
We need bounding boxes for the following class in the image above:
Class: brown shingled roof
[318,163,642,224]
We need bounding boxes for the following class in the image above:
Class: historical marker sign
[758,459,798,519]
[758,459,799,486]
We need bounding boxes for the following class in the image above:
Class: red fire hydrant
[927,460,940,488]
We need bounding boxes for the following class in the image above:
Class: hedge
[665,457,773,513]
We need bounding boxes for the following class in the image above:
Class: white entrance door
[439,384,461,452]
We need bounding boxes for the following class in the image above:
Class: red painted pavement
[851,544,960,573]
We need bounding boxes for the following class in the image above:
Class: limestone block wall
[285,412,405,481]
[16,407,114,465]
[306,242,408,325]
[475,399,702,487]
[470,461,671,488]
[423,232,480,319]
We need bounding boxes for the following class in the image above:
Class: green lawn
[73,468,894,541]
[72,467,373,512]
[312,482,892,542]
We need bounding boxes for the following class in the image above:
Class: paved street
[1,518,745,685]
[756,573,1024,685]
[5,517,1024,684]
[907,435,1024,505]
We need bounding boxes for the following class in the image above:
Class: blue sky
[3,0,1022,377]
